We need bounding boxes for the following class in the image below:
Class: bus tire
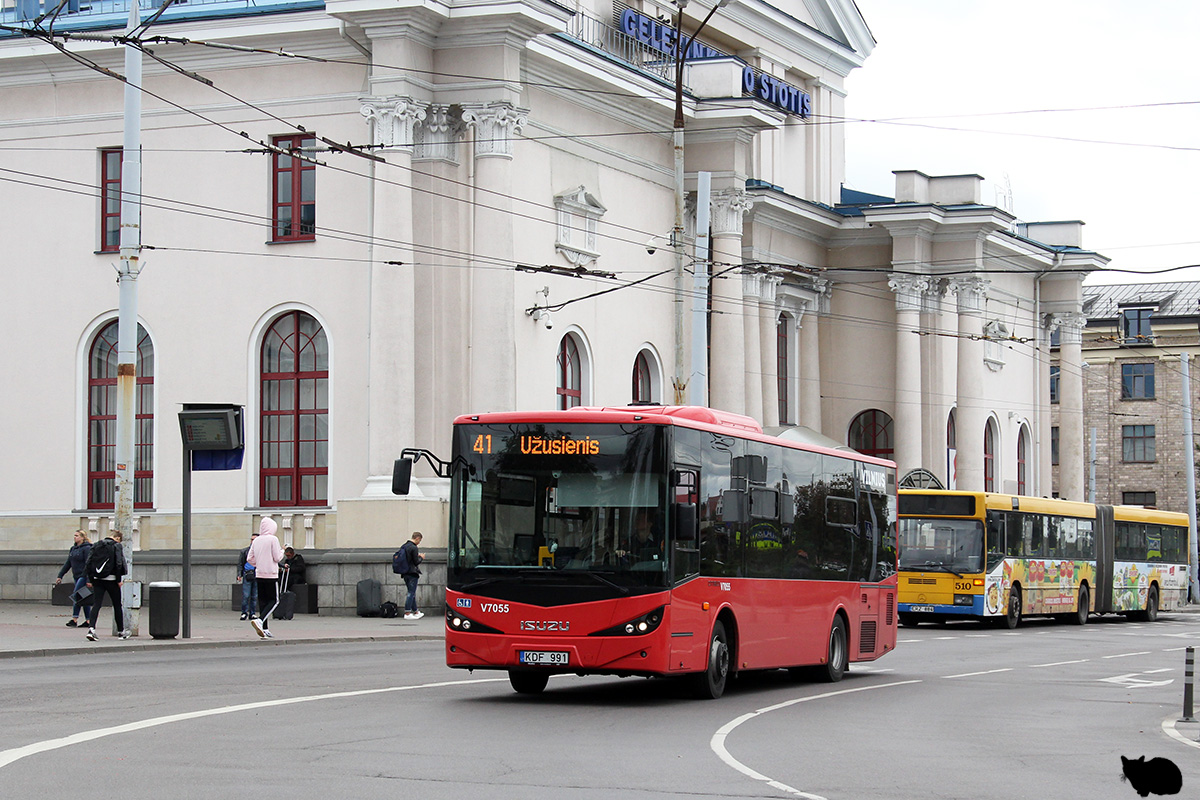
[818,615,848,683]
[1140,585,1160,622]
[1002,585,1022,629]
[898,613,920,628]
[690,620,730,699]
[508,670,550,695]
[1070,585,1089,626]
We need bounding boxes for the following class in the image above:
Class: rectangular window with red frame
[100,148,122,253]
[272,134,316,242]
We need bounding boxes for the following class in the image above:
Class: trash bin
[148,581,181,639]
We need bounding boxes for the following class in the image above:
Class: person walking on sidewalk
[55,529,93,627]
[247,518,284,639]
[399,532,425,620]
[236,531,259,621]
[84,530,129,641]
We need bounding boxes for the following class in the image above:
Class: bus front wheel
[690,620,730,699]
[508,670,550,695]
[1002,586,1022,629]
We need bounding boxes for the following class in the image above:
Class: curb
[0,633,445,660]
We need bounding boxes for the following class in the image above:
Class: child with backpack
[84,530,130,641]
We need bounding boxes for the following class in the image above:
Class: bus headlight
[591,606,665,637]
[445,605,502,634]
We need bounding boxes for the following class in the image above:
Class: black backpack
[392,546,410,575]
[380,601,400,618]
[87,539,119,580]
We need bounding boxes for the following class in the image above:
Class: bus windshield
[898,517,984,575]
[449,423,669,590]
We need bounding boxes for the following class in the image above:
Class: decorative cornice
[359,96,426,151]
[461,102,527,158]
[711,188,754,238]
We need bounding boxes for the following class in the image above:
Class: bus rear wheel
[817,616,848,683]
[1140,586,1160,622]
[1069,585,1089,625]
[690,620,730,699]
[508,670,550,695]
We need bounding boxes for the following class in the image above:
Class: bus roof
[452,406,897,468]
[1112,505,1189,526]
[899,489,1190,524]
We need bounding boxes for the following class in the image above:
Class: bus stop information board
[179,408,241,450]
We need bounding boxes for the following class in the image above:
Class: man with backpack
[393,532,424,620]
[84,530,130,641]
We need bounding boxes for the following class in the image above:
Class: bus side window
[1005,512,1022,557]
[1077,520,1095,559]
[986,511,1006,571]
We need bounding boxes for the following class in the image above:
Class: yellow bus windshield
[898,517,984,575]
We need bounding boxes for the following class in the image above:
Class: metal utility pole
[689,171,710,407]
[672,0,728,405]
[114,0,144,632]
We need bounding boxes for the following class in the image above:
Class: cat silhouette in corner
[1121,755,1182,797]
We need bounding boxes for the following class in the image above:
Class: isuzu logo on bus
[520,620,571,632]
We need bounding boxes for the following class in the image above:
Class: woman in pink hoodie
[247,518,285,638]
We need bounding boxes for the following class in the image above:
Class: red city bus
[393,405,899,698]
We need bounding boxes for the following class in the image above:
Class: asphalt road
[2,614,1198,799]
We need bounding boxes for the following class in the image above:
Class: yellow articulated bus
[898,490,1190,628]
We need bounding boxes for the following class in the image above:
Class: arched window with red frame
[261,311,329,507]
[1016,428,1028,495]
[88,321,154,509]
[777,314,790,424]
[632,351,652,403]
[557,334,582,410]
[848,409,893,459]
[984,420,997,492]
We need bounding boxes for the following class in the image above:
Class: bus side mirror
[674,503,698,541]
[392,458,413,495]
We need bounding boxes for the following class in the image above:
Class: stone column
[708,189,753,415]
[1055,311,1087,500]
[742,271,764,423]
[760,275,782,428]
[949,277,989,491]
[358,96,425,495]
[461,102,526,413]
[798,295,823,430]
[889,274,930,477]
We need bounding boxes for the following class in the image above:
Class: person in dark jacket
[54,530,93,627]
[84,530,129,641]
[236,532,258,621]
[282,546,306,585]
[400,532,424,619]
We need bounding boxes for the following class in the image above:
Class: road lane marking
[711,680,921,799]
[0,677,507,770]
[944,668,1013,679]
[1032,659,1089,667]
[1100,673,1173,688]
[1102,651,1151,659]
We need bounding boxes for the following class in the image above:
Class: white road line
[711,680,921,799]
[1032,659,1089,667]
[1102,651,1152,659]
[0,677,507,770]
[943,668,1013,679]
[1146,668,1175,674]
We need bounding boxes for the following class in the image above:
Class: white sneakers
[404,611,425,620]
[263,630,274,639]
[250,617,265,638]
[85,628,98,641]
[119,630,131,640]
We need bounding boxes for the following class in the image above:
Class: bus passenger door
[670,467,707,672]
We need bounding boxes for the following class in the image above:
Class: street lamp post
[672,0,729,405]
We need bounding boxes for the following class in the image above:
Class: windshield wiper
[911,562,964,578]
[582,571,630,595]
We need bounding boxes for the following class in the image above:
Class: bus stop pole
[181,446,192,639]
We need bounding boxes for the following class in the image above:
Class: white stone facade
[0,0,1103,584]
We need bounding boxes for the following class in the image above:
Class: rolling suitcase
[274,570,296,621]
[356,578,382,617]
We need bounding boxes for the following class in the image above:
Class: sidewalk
[0,601,443,659]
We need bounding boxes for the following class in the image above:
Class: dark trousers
[403,574,420,613]
[86,580,124,633]
[256,577,278,629]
